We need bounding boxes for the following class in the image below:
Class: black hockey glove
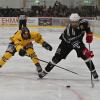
[19,49,26,57]
[42,41,52,51]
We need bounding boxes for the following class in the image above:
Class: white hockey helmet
[69,13,80,21]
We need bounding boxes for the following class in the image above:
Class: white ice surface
[0,27,100,100]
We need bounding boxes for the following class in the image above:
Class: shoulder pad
[79,19,88,24]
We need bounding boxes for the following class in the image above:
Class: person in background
[17,11,27,30]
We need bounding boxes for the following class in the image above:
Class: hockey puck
[66,85,71,88]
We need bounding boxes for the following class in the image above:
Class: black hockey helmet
[21,27,31,39]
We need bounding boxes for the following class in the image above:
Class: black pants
[52,41,95,71]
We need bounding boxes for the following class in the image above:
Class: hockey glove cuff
[86,32,93,43]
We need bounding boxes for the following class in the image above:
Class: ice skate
[92,70,99,81]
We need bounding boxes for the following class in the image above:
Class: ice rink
[0,27,100,100]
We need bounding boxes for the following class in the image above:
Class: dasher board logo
[39,18,52,26]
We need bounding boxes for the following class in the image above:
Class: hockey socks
[45,61,55,72]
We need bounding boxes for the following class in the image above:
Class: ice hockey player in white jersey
[39,13,99,79]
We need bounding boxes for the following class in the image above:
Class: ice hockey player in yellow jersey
[0,27,52,78]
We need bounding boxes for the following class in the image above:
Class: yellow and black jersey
[10,30,45,51]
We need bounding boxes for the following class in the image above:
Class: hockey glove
[86,32,93,43]
[19,49,26,57]
[42,41,52,51]
[83,48,94,58]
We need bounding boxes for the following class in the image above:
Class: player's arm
[10,31,23,51]
[14,40,23,51]
[14,40,26,56]
[80,19,93,43]
[10,32,26,56]
[85,22,93,44]
[31,32,52,51]
[59,27,67,40]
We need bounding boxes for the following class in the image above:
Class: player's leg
[82,54,98,79]
[85,59,98,79]
[76,46,99,79]
[19,20,23,30]
[23,20,27,28]
[26,47,43,77]
[0,43,16,67]
[40,41,73,78]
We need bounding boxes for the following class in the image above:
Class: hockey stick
[35,58,79,75]
[89,43,94,88]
